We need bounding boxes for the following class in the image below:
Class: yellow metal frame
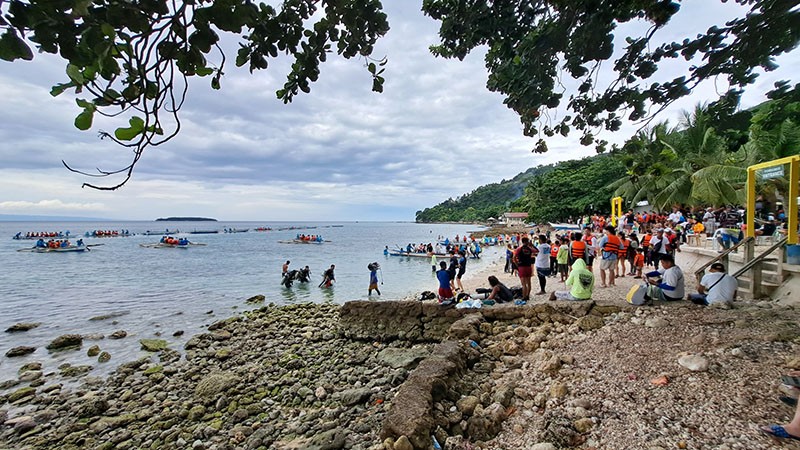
[610,196,624,227]
[746,156,799,245]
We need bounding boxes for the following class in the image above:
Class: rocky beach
[1,250,799,450]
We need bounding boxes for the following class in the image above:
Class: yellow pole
[746,168,756,239]
[789,157,799,245]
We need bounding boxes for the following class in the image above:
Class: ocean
[0,221,496,381]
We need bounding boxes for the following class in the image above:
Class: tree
[0,0,389,189]
[423,0,800,154]
[3,1,799,189]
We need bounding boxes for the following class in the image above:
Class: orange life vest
[571,240,586,259]
[603,234,621,253]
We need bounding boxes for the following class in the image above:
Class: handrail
[733,236,788,278]
[694,236,755,283]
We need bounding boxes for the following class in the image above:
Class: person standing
[320,264,335,288]
[598,225,621,287]
[368,264,381,296]
[504,244,514,273]
[447,251,459,292]
[513,237,536,301]
[456,250,467,292]
[282,260,290,277]
[534,235,551,295]
[650,229,669,268]
[556,239,570,282]
[436,261,453,302]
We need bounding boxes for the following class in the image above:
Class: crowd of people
[435,204,768,307]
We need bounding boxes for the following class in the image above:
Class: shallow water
[0,221,493,381]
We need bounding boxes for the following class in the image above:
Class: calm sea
[0,221,496,381]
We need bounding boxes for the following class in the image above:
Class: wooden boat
[189,230,219,234]
[223,228,249,233]
[277,239,327,244]
[254,227,272,232]
[13,232,71,240]
[84,230,133,238]
[139,242,207,249]
[388,250,448,258]
[141,230,178,236]
[18,245,87,253]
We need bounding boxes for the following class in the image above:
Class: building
[502,212,529,225]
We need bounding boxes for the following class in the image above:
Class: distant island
[155,217,217,222]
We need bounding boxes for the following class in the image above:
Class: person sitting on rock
[645,253,685,302]
[687,262,737,306]
[549,258,594,301]
[486,275,513,303]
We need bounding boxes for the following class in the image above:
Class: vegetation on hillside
[418,93,800,224]
[414,165,553,223]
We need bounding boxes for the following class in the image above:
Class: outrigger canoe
[17,246,88,253]
[223,228,249,233]
[277,239,328,244]
[389,250,448,258]
[139,242,207,249]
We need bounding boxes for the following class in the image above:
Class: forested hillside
[414,165,554,223]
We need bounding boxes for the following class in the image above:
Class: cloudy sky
[0,1,797,221]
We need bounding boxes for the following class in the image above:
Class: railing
[694,236,755,284]
[733,236,787,277]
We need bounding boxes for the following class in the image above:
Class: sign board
[761,166,785,180]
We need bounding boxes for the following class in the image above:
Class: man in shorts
[513,237,536,301]
[597,225,621,287]
[436,261,454,302]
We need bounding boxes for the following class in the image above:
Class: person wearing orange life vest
[549,240,560,277]
[597,225,622,288]
[617,232,629,278]
[569,232,587,266]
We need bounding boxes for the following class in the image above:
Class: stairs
[736,257,784,298]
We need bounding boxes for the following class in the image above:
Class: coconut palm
[608,121,677,205]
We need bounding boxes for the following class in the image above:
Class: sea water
[0,221,497,381]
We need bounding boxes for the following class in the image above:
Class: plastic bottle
[468,340,479,349]
[432,435,442,450]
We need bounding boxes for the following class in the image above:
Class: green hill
[414,165,555,223]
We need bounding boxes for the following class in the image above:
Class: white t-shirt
[700,272,737,304]
[650,235,670,254]
[535,243,551,269]
[658,265,685,299]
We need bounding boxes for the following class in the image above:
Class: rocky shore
[1,252,799,449]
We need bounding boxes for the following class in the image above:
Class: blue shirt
[436,269,451,289]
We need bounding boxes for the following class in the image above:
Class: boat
[223,228,249,233]
[13,231,71,240]
[139,242,207,249]
[17,245,87,253]
[388,250,448,258]
[549,222,582,232]
[84,230,133,238]
[254,227,272,232]
[277,239,328,244]
[189,230,219,234]
[141,230,179,236]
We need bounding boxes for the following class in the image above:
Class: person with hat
[688,262,737,305]
[649,228,669,268]
[645,254,685,302]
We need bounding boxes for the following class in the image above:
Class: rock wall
[342,300,627,450]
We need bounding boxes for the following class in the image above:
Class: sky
[0,1,798,221]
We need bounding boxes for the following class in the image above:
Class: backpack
[626,284,648,306]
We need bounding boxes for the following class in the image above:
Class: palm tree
[608,121,677,206]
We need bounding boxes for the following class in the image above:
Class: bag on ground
[626,284,648,306]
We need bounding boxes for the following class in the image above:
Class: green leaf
[66,64,85,84]
[114,116,145,141]
[50,82,75,97]
[0,31,33,62]
[195,66,213,76]
[74,110,94,130]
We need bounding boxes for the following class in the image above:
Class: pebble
[678,355,709,372]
